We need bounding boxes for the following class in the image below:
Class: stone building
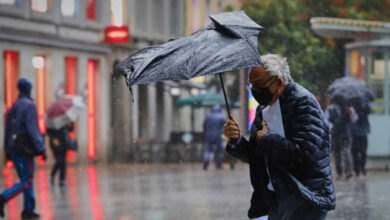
[0,0,242,166]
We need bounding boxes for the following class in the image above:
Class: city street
[1,163,389,220]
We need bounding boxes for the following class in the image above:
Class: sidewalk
[366,157,390,171]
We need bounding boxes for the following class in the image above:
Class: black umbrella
[328,76,375,104]
[114,11,263,117]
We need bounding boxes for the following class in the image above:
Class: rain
[1,0,390,220]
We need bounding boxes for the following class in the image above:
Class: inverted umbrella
[176,92,241,108]
[45,95,85,130]
[328,76,375,104]
[114,11,263,117]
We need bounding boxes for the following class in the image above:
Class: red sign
[105,26,129,44]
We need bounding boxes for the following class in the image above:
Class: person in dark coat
[0,78,46,219]
[224,54,335,220]
[350,99,371,177]
[326,102,356,180]
[47,122,77,186]
[203,104,226,170]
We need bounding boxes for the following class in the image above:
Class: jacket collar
[280,81,295,100]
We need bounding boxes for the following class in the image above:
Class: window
[0,0,21,6]
[152,0,164,34]
[31,0,48,12]
[191,0,201,32]
[110,0,124,26]
[169,0,181,35]
[204,0,211,25]
[366,51,390,115]
[135,0,147,32]
[86,0,96,20]
[61,0,79,17]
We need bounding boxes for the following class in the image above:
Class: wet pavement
[1,163,390,220]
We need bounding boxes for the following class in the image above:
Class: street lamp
[170,87,181,96]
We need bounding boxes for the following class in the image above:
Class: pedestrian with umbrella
[114,11,335,219]
[45,95,84,186]
[327,76,374,178]
[325,100,356,180]
[224,54,335,219]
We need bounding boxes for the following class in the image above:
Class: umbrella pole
[219,73,232,119]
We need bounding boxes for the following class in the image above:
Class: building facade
[1,0,242,166]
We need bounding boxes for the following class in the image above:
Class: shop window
[61,0,79,17]
[31,0,48,12]
[86,0,96,20]
[110,0,124,26]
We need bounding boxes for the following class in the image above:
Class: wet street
[1,163,390,220]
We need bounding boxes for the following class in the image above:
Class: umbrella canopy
[328,76,375,104]
[176,92,241,108]
[45,95,85,129]
[114,11,263,88]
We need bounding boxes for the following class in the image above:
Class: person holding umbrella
[0,78,46,219]
[325,100,356,180]
[350,99,372,177]
[45,95,83,186]
[47,122,77,186]
[224,54,335,219]
[327,76,374,179]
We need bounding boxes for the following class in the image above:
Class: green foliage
[242,0,390,96]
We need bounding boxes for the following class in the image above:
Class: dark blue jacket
[326,104,352,139]
[4,94,45,154]
[350,101,371,137]
[227,82,335,219]
[203,105,226,142]
[47,124,76,151]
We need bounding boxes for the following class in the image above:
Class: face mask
[252,87,274,106]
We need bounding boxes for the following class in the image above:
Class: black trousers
[51,148,66,181]
[268,194,327,220]
[351,135,368,176]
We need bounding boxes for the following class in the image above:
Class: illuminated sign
[104,26,129,44]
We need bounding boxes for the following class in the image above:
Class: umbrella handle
[219,73,232,119]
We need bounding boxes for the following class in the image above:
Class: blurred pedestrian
[0,78,46,219]
[203,104,226,170]
[47,122,77,187]
[350,100,371,177]
[224,54,335,220]
[326,102,357,180]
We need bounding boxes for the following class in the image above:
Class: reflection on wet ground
[1,164,390,220]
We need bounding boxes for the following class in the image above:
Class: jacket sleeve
[226,136,253,163]
[24,103,45,154]
[256,97,326,164]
